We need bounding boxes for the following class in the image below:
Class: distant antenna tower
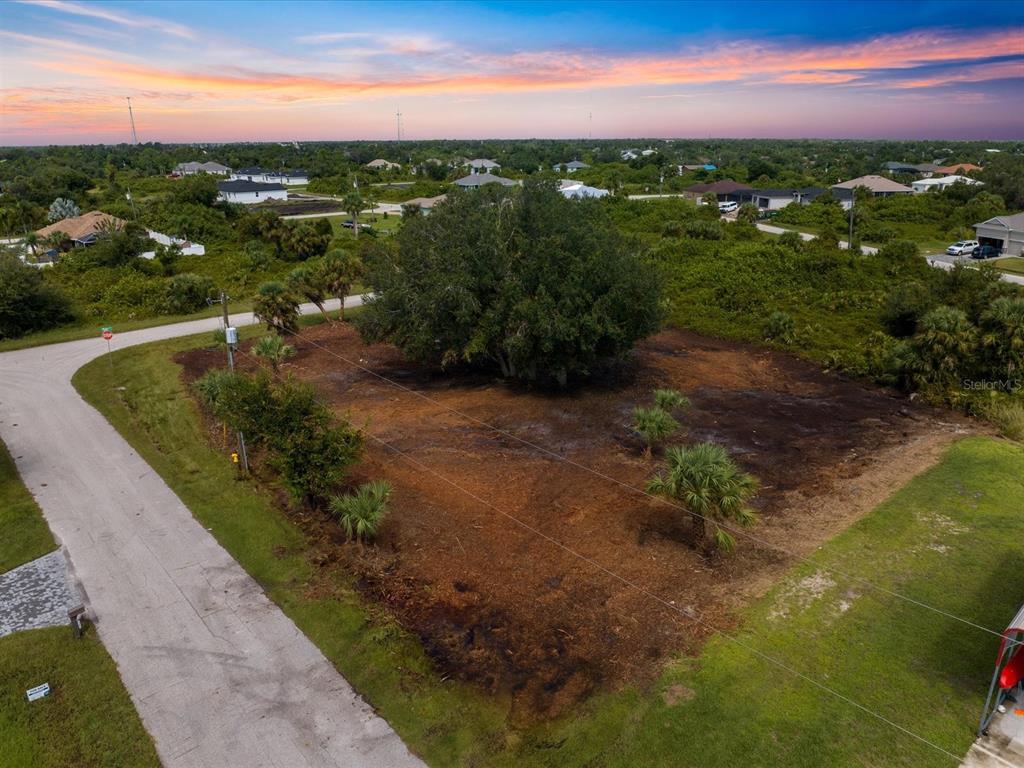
[396,107,403,141]
[588,111,592,140]
[126,97,139,145]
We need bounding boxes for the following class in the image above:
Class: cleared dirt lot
[178,324,969,719]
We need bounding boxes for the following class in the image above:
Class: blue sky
[1,0,1021,143]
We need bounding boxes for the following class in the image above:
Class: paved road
[0,296,424,768]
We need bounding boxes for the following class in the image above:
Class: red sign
[102,330,113,341]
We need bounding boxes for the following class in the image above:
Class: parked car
[946,240,979,256]
[971,244,1002,260]
[718,201,739,213]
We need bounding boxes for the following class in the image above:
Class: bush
[654,388,690,411]
[763,310,796,343]
[881,281,934,338]
[986,399,1024,441]
[358,179,662,386]
[164,273,215,314]
[253,281,300,334]
[0,253,74,339]
[329,481,392,542]
[684,219,724,240]
[633,406,679,455]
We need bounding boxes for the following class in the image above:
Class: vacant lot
[178,323,969,718]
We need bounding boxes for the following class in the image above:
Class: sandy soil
[178,324,972,719]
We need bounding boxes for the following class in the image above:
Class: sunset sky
[1,0,1022,145]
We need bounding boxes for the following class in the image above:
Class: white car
[718,201,739,214]
[946,240,979,256]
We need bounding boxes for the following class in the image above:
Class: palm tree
[909,306,977,388]
[981,297,1024,378]
[633,406,678,458]
[22,232,39,259]
[653,388,690,412]
[647,442,759,553]
[343,192,365,238]
[314,250,363,320]
[286,266,329,321]
[252,334,296,372]
[253,281,300,335]
[330,480,392,543]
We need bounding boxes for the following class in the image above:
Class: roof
[832,175,913,193]
[454,173,516,187]
[560,183,609,199]
[466,159,500,168]
[35,210,125,241]
[975,212,1024,231]
[404,194,447,208]
[554,160,589,170]
[234,167,267,175]
[686,180,751,195]
[883,161,921,172]
[744,187,825,198]
[366,159,400,168]
[938,163,982,174]
[265,169,307,177]
[218,179,286,193]
[914,175,981,186]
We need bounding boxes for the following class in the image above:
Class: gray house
[454,173,517,189]
[975,213,1024,257]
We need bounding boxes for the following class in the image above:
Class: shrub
[986,399,1024,441]
[653,388,690,411]
[253,281,300,334]
[647,442,759,553]
[251,334,296,371]
[777,230,804,250]
[164,273,215,314]
[330,481,392,542]
[905,306,978,389]
[881,281,934,338]
[684,219,724,240]
[763,310,796,343]
[633,406,679,456]
[0,253,74,339]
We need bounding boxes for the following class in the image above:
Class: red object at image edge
[1000,645,1024,689]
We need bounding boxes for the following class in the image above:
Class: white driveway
[0,296,424,768]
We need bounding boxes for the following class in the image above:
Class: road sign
[26,683,50,701]
[101,325,113,341]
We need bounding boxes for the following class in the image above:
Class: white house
[975,212,1024,257]
[229,168,308,185]
[141,230,205,259]
[559,181,609,199]
[911,175,983,193]
[174,161,231,176]
[217,179,288,204]
[465,159,500,173]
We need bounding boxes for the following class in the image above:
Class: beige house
[831,175,913,210]
[975,213,1024,257]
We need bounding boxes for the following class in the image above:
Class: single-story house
[174,161,231,176]
[975,213,1024,257]
[937,162,982,175]
[465,159,501,172]
[141,230,205,259]
[882,161,943,177]
[229,168,308,185]
[217,179,288,204]
[453,173,517,189]
[911,175,983,194]
[559,182,609,199]
[553,160,589,173]
[621,149,639,161]
[680,163,717,172]
[35,210,125,246]
[366,159,401,171]
[831,175,913,209]
[736,187,826,210]
[402,194,447,215]
[683,179,751,201]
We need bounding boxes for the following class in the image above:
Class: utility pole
[396,107,402,142]
[127,97,138,145]
[219,292,249,472]
[848,193,855,253]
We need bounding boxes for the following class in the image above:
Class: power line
[227,339,1000,767]
[283,324,1004,640]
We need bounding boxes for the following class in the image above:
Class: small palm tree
[314,250,363,320]
[653,388,690,412]
[981,296,1024,377]
[253,281,300,335]
[330,480,392,543]
[647,442,759,553]
[286,266,329,321]
[343,192,365,238]
[633,406,679,458]
[252,334,296,372]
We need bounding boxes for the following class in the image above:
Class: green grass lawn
[0,627,159,768]
[73,328,1024,767]
[992,257,1024,276]
[0,439,54,574]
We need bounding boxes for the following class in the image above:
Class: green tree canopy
[357,179,662,385]
[0,253,74,339]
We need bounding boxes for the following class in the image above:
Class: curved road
[0,297,424,768]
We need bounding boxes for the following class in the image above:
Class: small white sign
[26,683,50,702]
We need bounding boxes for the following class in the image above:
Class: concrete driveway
[0,296,424,768]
